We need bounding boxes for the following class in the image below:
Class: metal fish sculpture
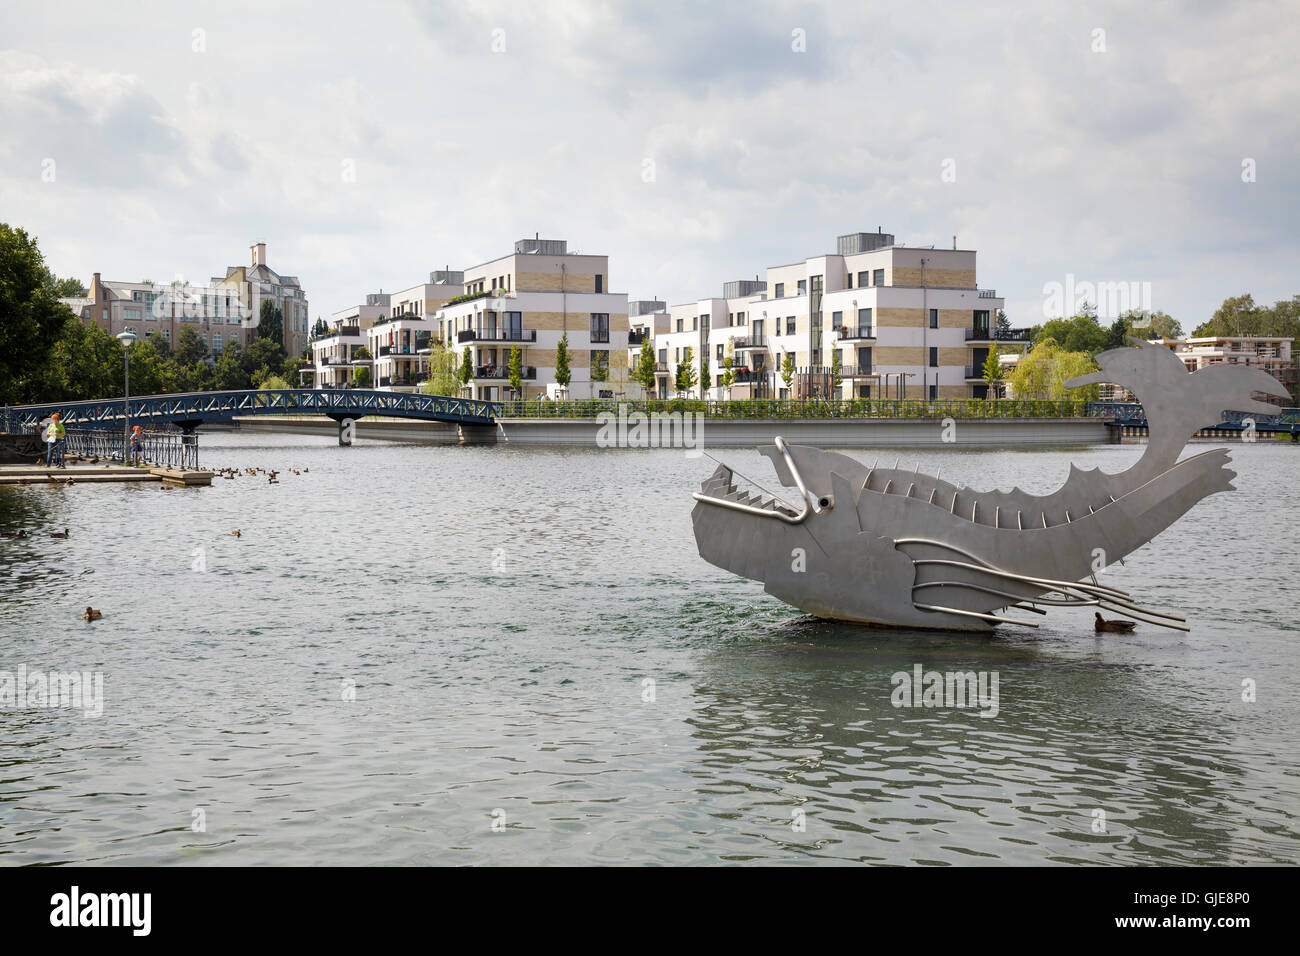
[691,339,1288,631]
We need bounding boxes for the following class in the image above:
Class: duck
[49,528,69,539]
[1094,612,1137,633]
[83,607,102,621]
[230,529,242,537]
[64,477,75,486]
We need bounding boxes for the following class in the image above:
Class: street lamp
[117,328,137,462]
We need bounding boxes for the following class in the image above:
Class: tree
[0,223,75,404]
[1009,338,1100,401]
[698,348,710,398]
[258,374,290,390]
[676,346,697,396]
[353,366,371,387]
[831,349,843,394]
[634,337,657,397]
[174,326,209,367]
[460,346,473,389]
[421,341,461,397]
[508,344,524,398]
[781,352,795,394]
[122,338,175,396]
[35,315,120,401]
[213,341,249,390]
[241,337,284,383]
[590,349,609,384]
[555,333,571,390]
[982,344,1003,394]
[721,339,736,396]
[1033,313,1110,355]
[257,299,284,354]
[996,309,1011,334]
[312,317,330,338]
[46,275,86,298]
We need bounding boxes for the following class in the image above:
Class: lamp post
[117,328,137,462]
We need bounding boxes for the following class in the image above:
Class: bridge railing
[58,427,199,470]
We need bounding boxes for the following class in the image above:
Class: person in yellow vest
[45,413,67,468]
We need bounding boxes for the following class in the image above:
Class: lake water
[1,432,1297,865]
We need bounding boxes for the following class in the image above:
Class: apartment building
[627,300,670,395]
[651,231,1023,401]
[433,237,629,401]
[211,243,311,359]
[368,274,465,389]
[1158,335,1298,404]
[306,293,390,388]
[64,274,253,357]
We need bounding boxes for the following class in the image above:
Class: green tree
[421,341,461,396]
[173,326,209,366]
[1009,338,1100,401]
[634,337,657,397]
[312,317,329,338]
[36,316,120,401]
[781,352,795,393]
[698,348,710,397]
[996,309,1011,334]
[46,275,86,297]
[460,346,473,388]
[721,339,735,395]
[241,336,283,382]
[257,299,285,354]
[0,223,74,404]
[831,349,843,393]
[213,341,250,390]
[555,333,571,390]
[258,374,290,390]
[590,349,609,384]
[353,366,371,387]
[508,344,524,398]
[982,345,1003,393]
[123,338,175,396]
[676,346,697,396]
[1033,313,1110,354]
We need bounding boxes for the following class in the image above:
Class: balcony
[457,328,537,344]
[733,336,767,350]
[627,329,647,346]
[475,365,537,380]
[978,289,998,298]
[837,326,876,341]
[314,325,360,340]
[965,327,1032,343]
[964,366,987,381]
[732,369,766,384]
[655,362,669,372]
[378,345,423,356]
[842,365,875,378]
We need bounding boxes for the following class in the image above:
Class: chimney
[251,242,267,267]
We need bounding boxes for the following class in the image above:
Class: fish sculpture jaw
[692,346,1274,632]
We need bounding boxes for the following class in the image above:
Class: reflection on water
[0,434,1296,865]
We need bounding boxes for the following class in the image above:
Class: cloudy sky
[2,0,1296,328]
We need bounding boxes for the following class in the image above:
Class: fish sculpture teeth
[691,338,1289,631]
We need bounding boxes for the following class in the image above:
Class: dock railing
[497,398,1106,420]
[61,427,199,470]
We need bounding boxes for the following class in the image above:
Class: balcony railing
[313,325,360,340]
[379,345,423,356]
[842,365,875,377]
[654,362,669,372]
[457,328,536,344]
[964,366,989,380]
[733,336,767,350]
[475,365,537,380]
[978,289,998,298]
[965,327,1032,342]
[627,329,647,346]
[837,326,876,341]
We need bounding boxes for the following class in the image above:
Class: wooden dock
[0,462,212,487]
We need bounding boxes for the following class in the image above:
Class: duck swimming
[1095,612,1137,633]
[83,607,102,621]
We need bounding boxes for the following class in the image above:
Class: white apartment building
[432,237,629,401]
[1158,335,1297,405]
[627,300,670,396]
[652,231,1023,401]
[368,274,464,389]
[306,293,389,388]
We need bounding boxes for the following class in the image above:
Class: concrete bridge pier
[327,414,360,446]
[458,423,498,445]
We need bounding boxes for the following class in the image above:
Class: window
[675,318,683,333]
[752,319,764,345]
[832,310,842,328]
[590,350,608,375]
[929,383,938,400]
[161,328,170,342]
[716,344,724,361]
[693,316,701,331]
[775,283,785,298]
[658,348,667,363]
[737,312,744,322]
[595,274,603,293]
[213,332,223,353]
[873,268,884,286]
[797,279,807,295]
[504,311,522,336]
[590,313,609,343]
[845,274,852,289]
[786,316,796,335]
[858,271,869,287]
[929,308,939,329]
[858,307,872,330]
[929,347,939,367]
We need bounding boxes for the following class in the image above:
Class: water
[1,433,1297,865]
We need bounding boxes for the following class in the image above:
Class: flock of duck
[212,466,308,485]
